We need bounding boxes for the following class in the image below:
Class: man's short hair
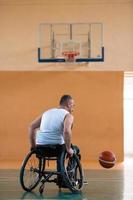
[59,95,72,105]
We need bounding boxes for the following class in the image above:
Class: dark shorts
[36,144,65,157]
[36,144,80,157]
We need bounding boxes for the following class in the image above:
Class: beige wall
[0,0,132,70]
[0,72,123,164]
[0,1,125,168]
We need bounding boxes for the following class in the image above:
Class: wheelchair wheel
[20,150,45,192]
[60,151,84,193]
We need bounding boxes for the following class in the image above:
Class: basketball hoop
[61,40,81,63]
[62,51,80,62]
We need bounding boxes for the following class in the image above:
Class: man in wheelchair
[20,95,83,193]
[29,95,75,155]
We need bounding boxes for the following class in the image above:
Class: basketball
[99,151,116,169]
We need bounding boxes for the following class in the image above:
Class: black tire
[39,183,45,194]
[20,150,45,192]
[60,151,84,193]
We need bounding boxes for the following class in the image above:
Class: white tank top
[36,108,69,145]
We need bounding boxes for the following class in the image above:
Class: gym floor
[0,158,133,200]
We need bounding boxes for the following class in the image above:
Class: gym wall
[0,0,132,70]
[0,1,127,167]
[0,71,123,166]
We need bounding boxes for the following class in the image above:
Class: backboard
[38,23,104,63]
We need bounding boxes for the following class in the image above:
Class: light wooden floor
[0,158,133,200]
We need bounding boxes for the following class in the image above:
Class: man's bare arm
[29,115,42,149]
[63,114,74,156]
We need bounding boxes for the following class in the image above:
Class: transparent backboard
[38,23,104,63]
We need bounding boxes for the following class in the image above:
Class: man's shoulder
[66,113,74,120]
[46,108,68,114]
[44,108,71,118]
[45,108,57,112]
[59,108,69,112]
[42,108,56,115]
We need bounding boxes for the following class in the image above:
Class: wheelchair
[20,145,84,193]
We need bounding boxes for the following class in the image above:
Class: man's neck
[60,105,69,112]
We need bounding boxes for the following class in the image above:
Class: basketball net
[61,40,80,63]
[62,51,80,63]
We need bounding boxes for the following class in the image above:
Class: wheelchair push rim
[60,151,84,193]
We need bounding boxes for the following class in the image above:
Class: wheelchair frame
[20,147,84,193]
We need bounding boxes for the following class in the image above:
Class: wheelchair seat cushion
[36,144,65,157]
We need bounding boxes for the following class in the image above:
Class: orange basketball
[99,151,116,169]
